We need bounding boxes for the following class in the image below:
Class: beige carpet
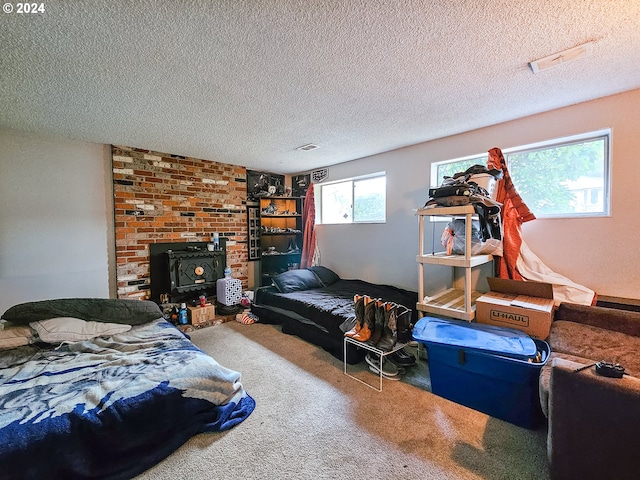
[136,322,550,480]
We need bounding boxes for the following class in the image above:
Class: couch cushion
[539,321,640,418]
[555,302,640,337]
[549,320,640,377]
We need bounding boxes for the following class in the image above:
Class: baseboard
[596,295,640,313]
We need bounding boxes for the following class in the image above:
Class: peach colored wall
[314,89,640,300]
[3,89,638,310]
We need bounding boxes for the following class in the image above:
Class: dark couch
[539,303,640,480]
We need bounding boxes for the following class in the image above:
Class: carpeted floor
[136,321,550,480]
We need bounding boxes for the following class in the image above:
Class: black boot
[396,306,413,344]
[376,302,397,352]
[367,299,385,346]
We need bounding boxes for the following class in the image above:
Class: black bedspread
[256,279,417,339]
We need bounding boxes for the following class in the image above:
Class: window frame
[430,129,611,219]
[317,172,386,225]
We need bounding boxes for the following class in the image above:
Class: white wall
[314,89,640,301]
[0,128,113,314]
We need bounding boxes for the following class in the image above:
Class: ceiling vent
[529,41,594,74]
[296,143,320,151]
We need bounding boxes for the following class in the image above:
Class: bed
[0,298,255,480]
[252,266,418,363]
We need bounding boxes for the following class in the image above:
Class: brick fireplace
[112,145,248,300]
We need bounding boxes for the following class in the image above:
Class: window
[431,130,610,218]
[319,173,386,224]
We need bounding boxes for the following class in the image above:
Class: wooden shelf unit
[416,205,493,321]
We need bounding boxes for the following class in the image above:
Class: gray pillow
[272,269,324,293]
[1,298,163,326]
[307,266,341,286]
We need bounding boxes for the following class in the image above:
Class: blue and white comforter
[0,319,255,479]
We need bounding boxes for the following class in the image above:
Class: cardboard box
[475,277,555,340]
[188,304,215,326]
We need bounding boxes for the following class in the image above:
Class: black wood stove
[149,240,226,304]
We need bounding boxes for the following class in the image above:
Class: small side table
[343,336,408,392]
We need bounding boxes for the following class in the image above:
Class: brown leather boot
[345,294,365,337]
[352,296,375,342]
[367,299,386,346]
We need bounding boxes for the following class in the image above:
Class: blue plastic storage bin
[413,316,549,429]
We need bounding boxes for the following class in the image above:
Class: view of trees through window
[353,176,386,222]
[433,132,609,217]
[320,174,386,224]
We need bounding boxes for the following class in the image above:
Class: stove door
[168,251,224,293]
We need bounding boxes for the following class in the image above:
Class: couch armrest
[548,357,640,480]
[555,302,640,337]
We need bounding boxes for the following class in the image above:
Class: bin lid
[412,317,537,360]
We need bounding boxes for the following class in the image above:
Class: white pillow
[30,317,132,343]
[0,326,35,349]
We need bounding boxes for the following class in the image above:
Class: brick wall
[111,145,248,300]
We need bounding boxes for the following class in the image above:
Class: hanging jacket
[486,147,535,279]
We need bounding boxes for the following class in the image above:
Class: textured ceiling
[1,0,639,174]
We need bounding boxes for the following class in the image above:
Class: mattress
[0,314,254,479]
